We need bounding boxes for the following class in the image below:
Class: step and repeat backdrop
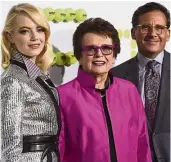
[1,1,171,86]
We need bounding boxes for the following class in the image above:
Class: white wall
[1,1,171,85]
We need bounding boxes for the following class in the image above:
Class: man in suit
[112,2,170,162]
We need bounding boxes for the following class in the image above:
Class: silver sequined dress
[1,52,59,162]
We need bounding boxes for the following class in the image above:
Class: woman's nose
[95,48,103,57]
[31,31,38,40]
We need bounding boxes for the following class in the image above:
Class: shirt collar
[137,51,164,69]
[77,67,113,89]
[11,51,44,79]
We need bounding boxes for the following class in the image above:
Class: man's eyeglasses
[81,44,115,56]
[136,24,168,35]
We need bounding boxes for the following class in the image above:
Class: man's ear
[166,29,170,42]
[131,28,136,40]
[6,32,14,43]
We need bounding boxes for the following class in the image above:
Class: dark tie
[144,60,160,128]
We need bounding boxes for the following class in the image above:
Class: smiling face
[131,10,170,58]
[8,14,46,62]
[79,33,115,77]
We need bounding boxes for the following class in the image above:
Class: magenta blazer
[57,68,152,162]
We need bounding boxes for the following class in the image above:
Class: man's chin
[142,49,161,58]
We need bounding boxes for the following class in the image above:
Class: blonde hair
[1,3,54,72]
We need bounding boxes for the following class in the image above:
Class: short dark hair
[73,17,120,60]
[132,2,170,28]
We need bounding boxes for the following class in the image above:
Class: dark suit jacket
[112,50,170,162]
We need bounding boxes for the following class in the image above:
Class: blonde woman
[1,3,60,162]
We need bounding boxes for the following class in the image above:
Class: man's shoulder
[164,50,170,59]
[164,50,170,54]
[115,57,136,68]
[112,57,137,74]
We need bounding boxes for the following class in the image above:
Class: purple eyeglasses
[81,44,115,56]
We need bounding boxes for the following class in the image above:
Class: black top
[95,76,117,162]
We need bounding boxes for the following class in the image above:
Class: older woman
[57,18,152,162]
[1,3,59,162]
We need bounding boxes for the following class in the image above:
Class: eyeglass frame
[136,24,168,35]
[81,44,115,56]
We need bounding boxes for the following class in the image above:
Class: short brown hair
[73,17,121,60]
